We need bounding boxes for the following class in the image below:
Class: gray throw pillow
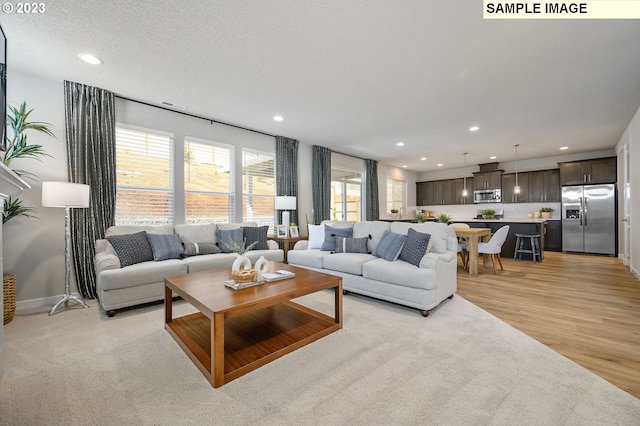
[375,230,406,261]
[399,228,431,267]
[183,242,221,257]
[242,225,269,250]
[216,228,244,253]
[333,236,370,254]
[106,231,154,267]
[146,233,184,261]
[321,225,353,251]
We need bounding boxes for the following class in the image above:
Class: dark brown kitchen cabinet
[528,169,560,202]
[473,171,502,190]
[416,178,473,206]
[544,220,562,252]
[559,157,616,185]
[501,173,529,203]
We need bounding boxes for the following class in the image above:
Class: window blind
[242,149,275,231]
[386,178,405,212]
[184,138,234,224]
[115,126,174,225]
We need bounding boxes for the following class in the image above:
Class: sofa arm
[267,240,279,250]
[293,240,308,250]
[95,251,121,272]
[419,252,438,270]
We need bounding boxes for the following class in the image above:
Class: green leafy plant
[540,207,554,213]
[390,209,399,214]
[437,213,452,224]
[481,208,496,216]
[225,238,258,255]
[2,101,55,223]
[414,213,427,223]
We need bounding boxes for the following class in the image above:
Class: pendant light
[514,144,521,194]
[462,152,468,197]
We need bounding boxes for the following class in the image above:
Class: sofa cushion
[333,236,370,254]
[242,225,269,250]
[175,223,217,244]
[105,225,174,237]
[182,253,238,273]
[307,224,325,249]
[106,231,154,267]
[375,230,406,261]
[323,252,377,275]
[352,221,390,254]
[287,249,330,269]
[321,225,353,251]
[362,258,437,290]
[399,228,431,267]
[217,228,244,253]
[183,242,221,257]
[99,259,188,290]
[146,233,184,261]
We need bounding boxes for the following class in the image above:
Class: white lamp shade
[42,181,90,208]
[275,196,296,210]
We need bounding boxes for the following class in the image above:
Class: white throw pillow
[307,224,325,250]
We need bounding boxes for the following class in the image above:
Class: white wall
[5,72,68,307]
[617,105,640,279]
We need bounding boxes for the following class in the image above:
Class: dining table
[453,227,492,275]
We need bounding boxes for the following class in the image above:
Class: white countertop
[454,218,549,224]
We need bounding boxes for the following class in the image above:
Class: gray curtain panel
[312,145,331,225]
[365,159,379,221]
[275,136,299,226]
[64,80,116,299]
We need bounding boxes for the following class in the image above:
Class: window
[331,167,362,221]
[115,125,173,225]
[242,149,275,231]
[184,138,234,224]
[386,178,406,213]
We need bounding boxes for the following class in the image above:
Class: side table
[269,235,307,263]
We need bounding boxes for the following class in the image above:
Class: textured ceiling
[2,1,640,171]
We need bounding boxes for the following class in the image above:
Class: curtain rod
[114,94,276,138]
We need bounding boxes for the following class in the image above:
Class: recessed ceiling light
[420,157,427,161]
[402,165,407,168]
[437,163,443,167]
[560,146,569,150]
[78,53,103,65]
[490,156,497,159]
[469,126,480,132]
[273,116,284,122]
[396,142,405,147]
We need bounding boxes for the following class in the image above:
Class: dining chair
[477,225,510,274]
[448,223,470,269]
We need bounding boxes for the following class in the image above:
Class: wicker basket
[232,269,256,284]
[3,273,16,325]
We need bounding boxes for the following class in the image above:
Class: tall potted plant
[2,101,54,223]
[2,102,54,324]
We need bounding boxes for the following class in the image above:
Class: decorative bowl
[232,269,256,283]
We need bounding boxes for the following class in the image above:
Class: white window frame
[386,177,406,213]
[242,148,276,231]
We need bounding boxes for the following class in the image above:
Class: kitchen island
[452,219,547,261]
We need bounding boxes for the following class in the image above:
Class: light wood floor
[455,251,640,399]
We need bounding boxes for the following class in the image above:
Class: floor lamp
[42,181,91,315]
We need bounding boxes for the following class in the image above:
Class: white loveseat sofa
[287,221,457,316]
[94,222,284,316]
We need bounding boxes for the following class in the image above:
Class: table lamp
[275,196,297,230]
[42,181,91,315]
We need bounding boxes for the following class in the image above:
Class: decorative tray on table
[224,279,265,290]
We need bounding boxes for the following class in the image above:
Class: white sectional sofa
[94,222,284,316]
[287,221,457,316]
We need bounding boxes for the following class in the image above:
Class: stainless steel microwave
[474,189,501,203]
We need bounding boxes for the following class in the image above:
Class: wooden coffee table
[164,263,342,388]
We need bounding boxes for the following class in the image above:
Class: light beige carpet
[1,291,639,425]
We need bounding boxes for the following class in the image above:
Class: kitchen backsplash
[402,202,562,221]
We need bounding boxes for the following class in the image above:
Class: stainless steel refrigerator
[562,184,616,255]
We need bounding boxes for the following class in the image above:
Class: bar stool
[513,233,541,262]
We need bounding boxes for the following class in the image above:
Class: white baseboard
[16,293,85,311]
